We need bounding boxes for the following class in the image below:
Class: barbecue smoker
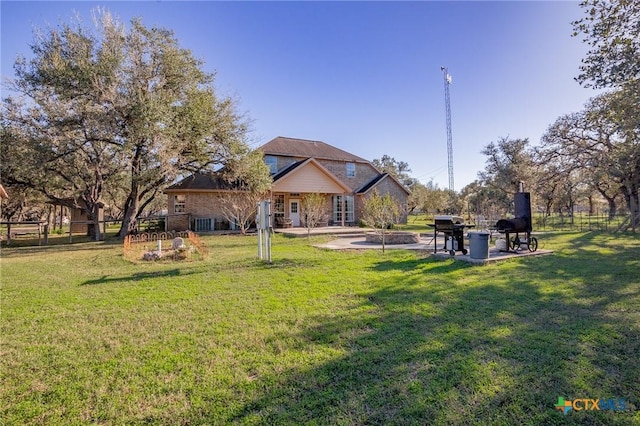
[495,190,538,252]
[431,215,473,255]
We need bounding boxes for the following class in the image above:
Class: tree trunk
[636,191,640,231]
[607,198,617,220]
[382,231,386,254]
[118,180,141,237]
[81,200,102,241]
[47,205,53,229]
[631,188,640,232]
[545,199,553,217]
[595,187,617,220]
[118,195,139,237]
[621,184,640,232]
[92,212,101,241]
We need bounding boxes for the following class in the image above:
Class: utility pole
[441,66,454,193]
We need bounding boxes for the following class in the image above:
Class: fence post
[580,211,582,232]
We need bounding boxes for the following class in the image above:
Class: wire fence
[123,230,208,261]
[409,212,636,234]
[532,212,632,232]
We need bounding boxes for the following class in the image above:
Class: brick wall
[167,214,190,231]
[166,192,228,231]
[355,178,409,224]
[274,156,300,171]
[315,160,379,192]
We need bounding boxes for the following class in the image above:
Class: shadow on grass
[0,237,123,258]
[80,268,198,286]
[219,232,638,425]
[259,258,324,270]
[370,255,467,275]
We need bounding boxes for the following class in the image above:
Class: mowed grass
[1,232,639,425]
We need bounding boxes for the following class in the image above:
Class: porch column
[269,189,274,228]
[341,193,345,227]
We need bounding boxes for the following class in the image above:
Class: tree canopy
[372,155,412,186]
[538,91,640,228]
[573,0,640,89]
[478,137,537,196]
[1,9,265,236]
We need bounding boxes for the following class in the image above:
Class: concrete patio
[274,226,369,237]
[312,232,553,264]
[274,227,553,264]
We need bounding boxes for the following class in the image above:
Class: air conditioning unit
[194,217,213,232]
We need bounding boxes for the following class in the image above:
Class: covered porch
[272,225,368,237]
[270,158,353,228]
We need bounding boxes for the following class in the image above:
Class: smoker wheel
[510,236,521,250]
[528,237,538,252]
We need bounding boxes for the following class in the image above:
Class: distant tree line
[382,0,639,231]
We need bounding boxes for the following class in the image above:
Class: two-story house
[164,136,410,231]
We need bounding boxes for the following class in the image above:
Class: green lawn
[1,231,639,425]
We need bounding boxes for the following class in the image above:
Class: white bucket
[495,239,507,251]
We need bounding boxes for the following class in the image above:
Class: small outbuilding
[48,198,104,237]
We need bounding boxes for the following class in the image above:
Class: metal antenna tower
[441,66,454,192]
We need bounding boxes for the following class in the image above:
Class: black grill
[430,215,473,255]
[495,192,538,252]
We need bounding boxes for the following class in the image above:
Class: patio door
[289,199,301,227]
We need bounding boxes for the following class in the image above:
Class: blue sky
[1,1,601,191]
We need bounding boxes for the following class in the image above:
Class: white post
[257,202,263,260]
[266,221,271,263]
[257,200,272,263]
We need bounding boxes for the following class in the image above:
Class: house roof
[271,158,351,193]
[271,159,306,182]
[164,172,236,192]
[356,173,411,195]
[356,174,388,194]
[259,137,369,163]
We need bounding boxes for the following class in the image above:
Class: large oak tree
[538,92,639,229]
[573,0,639,89]
[1,9,261,237]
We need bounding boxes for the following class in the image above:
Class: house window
[346,163,356,177]
[273,194,285,220]
[332,195,354,223]
[174,195,186,213]
[265,155,278,174]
